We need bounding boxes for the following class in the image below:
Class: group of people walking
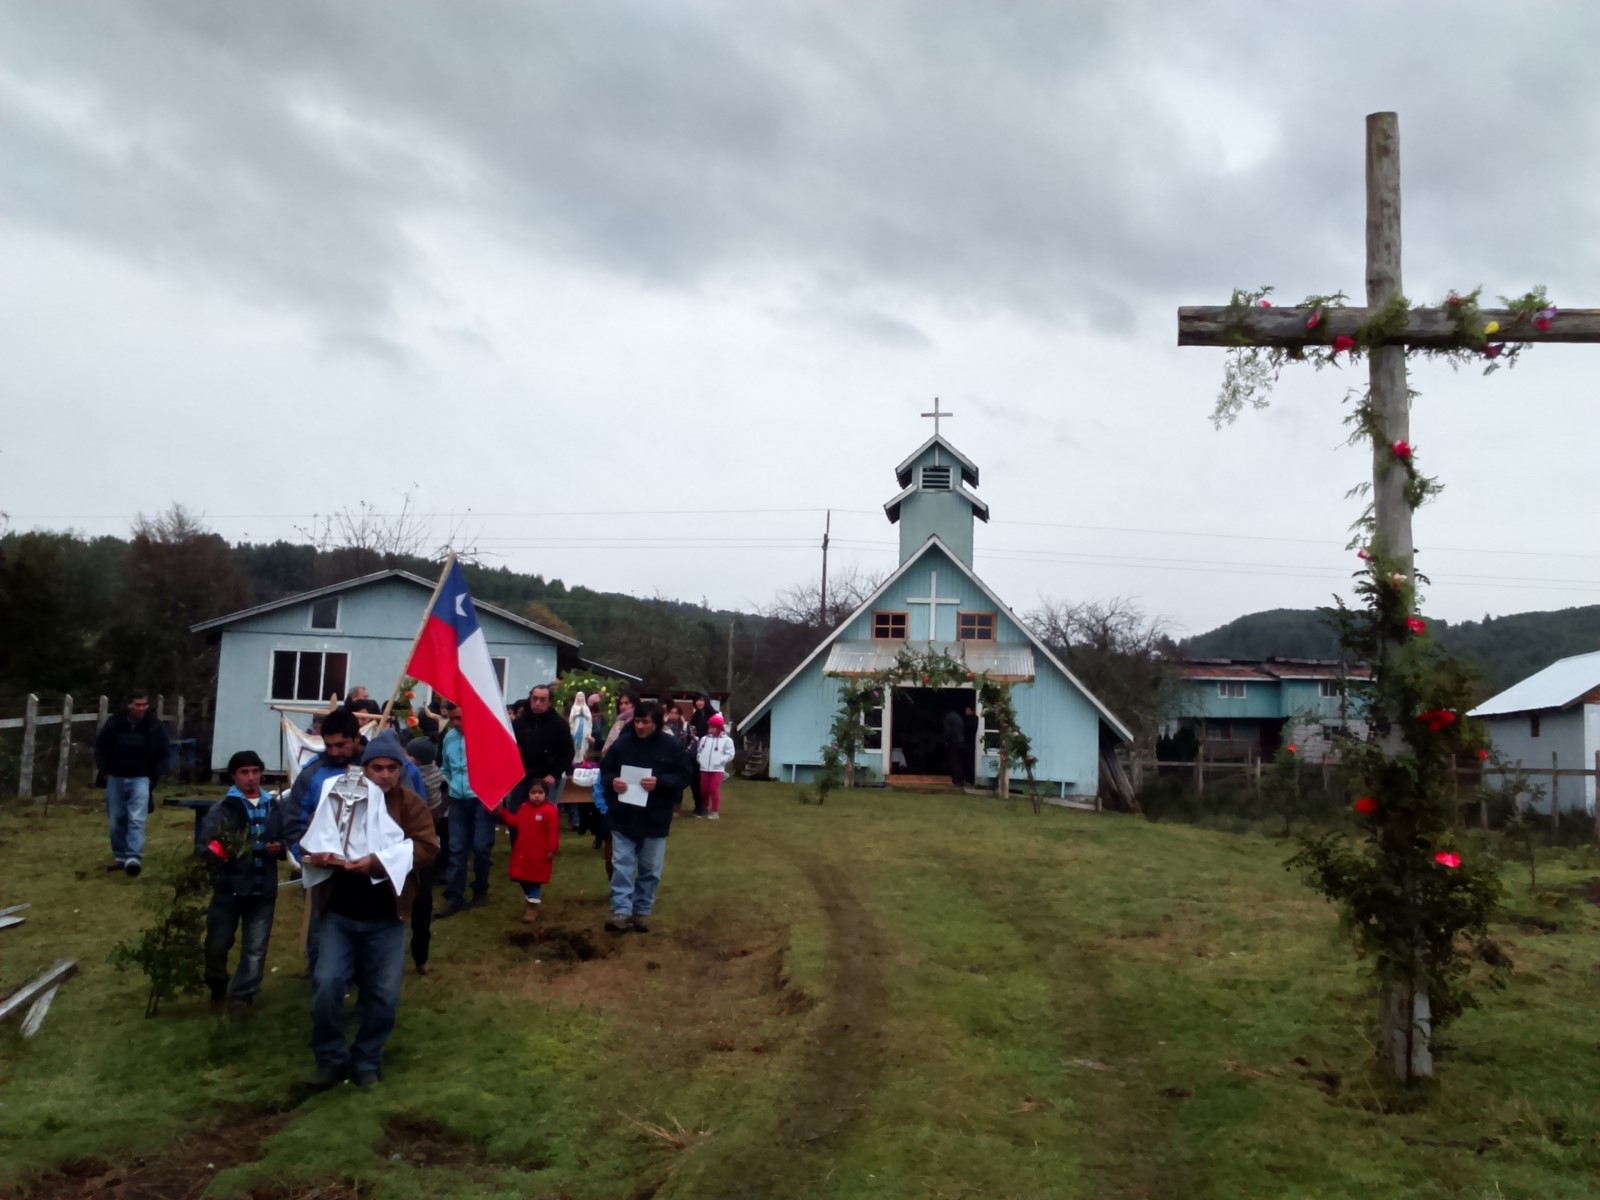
[92,682,738,1088]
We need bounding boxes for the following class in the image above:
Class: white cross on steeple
[906,570,963,641]
[920,396,952,437]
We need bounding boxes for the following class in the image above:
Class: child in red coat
[495,780,559,924]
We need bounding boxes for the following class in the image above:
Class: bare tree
[1027,596,1181,744]
[766,565,884,635]
[297,486,432,559]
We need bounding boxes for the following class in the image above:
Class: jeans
[105,776,151,865]
[519,881,543,903]
[311,911,407,1074]
[444,796,495,905]
[205,891,276,998]
[610,832,667,917]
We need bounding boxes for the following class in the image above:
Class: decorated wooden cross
[1176,112,1600,1085]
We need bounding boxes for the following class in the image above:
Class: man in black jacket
[94,689,170,877]
[199,750,286,1009]
[513,684,575,823]
[600,702,691,934]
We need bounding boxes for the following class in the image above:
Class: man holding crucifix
[299,729,438,1088]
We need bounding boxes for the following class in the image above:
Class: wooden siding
[209,577,561,771]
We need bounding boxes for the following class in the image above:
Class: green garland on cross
[1205,281,1534,1077]
[816,647,1041,810]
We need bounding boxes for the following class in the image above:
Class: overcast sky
[4,2,1598,640]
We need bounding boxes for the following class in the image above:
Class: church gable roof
[882,482,990,524]
[737,537,1133,742]
[894,435,979,488]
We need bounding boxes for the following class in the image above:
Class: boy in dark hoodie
[199,750,286,1010]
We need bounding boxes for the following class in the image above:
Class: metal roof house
[192,569,583,773]
[739,429,1132,802]
[1168,658,1372,762]
[1468,649,1600,815]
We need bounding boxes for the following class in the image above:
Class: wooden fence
[1122,747,1600,841]
[0,693,200,803]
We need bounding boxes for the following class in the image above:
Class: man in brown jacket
[299,730,439,1088]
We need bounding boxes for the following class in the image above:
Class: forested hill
[1181,605,1600,694]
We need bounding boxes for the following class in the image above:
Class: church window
[920,465,952,491]
[873,611,908,640]
[1217,681,1246,699]
[308,597,341,630]
[957,612,995,641]
[271,650,349,702]
[863,698,884,751]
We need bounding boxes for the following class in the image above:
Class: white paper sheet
[617,765,653,806]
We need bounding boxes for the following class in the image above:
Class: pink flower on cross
[206,839,228,860]
[1433,851,1462,869]
[1357,548,1373,561]
[1257,299,1272,308]
[1405,616,1427,636]
[1331,335,1357,355]
[1533,305,1558,332]
[1483,343,1505,359]
[1391,440,1413,462]
[1307,309,1322,330]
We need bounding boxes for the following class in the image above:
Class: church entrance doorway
[890,686,976,780]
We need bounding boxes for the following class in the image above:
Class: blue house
[739,431,1132,801]
[1167,658,1372,762]
[193,569,583,773]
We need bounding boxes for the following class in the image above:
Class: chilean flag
[406,560,524,806]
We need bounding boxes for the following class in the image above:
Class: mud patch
[505,925,613,963]
[14,1111,293,1200]
[380,1115,548,1173]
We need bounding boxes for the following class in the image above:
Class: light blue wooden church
[739,418,1131,801]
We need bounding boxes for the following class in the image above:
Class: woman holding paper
[599,701,692,934]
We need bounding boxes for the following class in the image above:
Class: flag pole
[377,552,457,732]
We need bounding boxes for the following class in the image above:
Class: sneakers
[521,904,539,925]
[124,861,142,878]
[631,915,651,933]
[708,812,721,820]
[605,914,631,933]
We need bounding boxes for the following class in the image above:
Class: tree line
[0,508,1184,744]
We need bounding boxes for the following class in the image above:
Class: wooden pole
[1551,750,1561,835]
[53,694,74,808]
[17,694,38,800]
[1364,112,1430,1084]
[819,509,831,624]
[377,554,457,731]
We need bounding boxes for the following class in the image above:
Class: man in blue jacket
[199,750,286,1010]
[600,702,691,934]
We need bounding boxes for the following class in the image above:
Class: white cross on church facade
[905,570,962,641]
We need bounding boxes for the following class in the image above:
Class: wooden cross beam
[1178,305,1600,347]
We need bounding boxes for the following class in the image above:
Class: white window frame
[1318,680,1340,698]
[1217,681,1246,700]
[269,649,349,703]
[491,656,509,695]
[307,596,341,632]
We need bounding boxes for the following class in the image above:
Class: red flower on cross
[206,839,228,860]
[1405,616,1427,636]
[1331,334,1357,355]
[1418,709,1457,733]
[1391,440,1413,462]
[1533,305,1558,332]
[1433,851,1462,869]
[1286,743,1297,754]
[1477,748,1490,761]
[1307,309,1322,330]
[1353,796,1378,816]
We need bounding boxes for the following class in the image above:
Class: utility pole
[725,621,735,716]
[819,508,831,625]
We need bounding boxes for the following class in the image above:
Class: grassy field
[2,782,1598,1199]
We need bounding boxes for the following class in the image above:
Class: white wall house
[1468,649,1600,816]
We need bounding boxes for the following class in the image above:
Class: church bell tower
[883,398,990,566]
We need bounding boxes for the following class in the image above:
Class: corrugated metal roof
[1178,658,1371,681]
[1181,664,1275,681]
[823,640,1034,680]
[1468,649,1600,717]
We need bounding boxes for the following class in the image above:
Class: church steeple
[882,399,990,566]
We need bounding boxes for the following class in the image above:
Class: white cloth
[695,733,737,775]
[299,773,414,899]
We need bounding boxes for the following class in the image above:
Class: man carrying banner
[301,730,438,1088]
